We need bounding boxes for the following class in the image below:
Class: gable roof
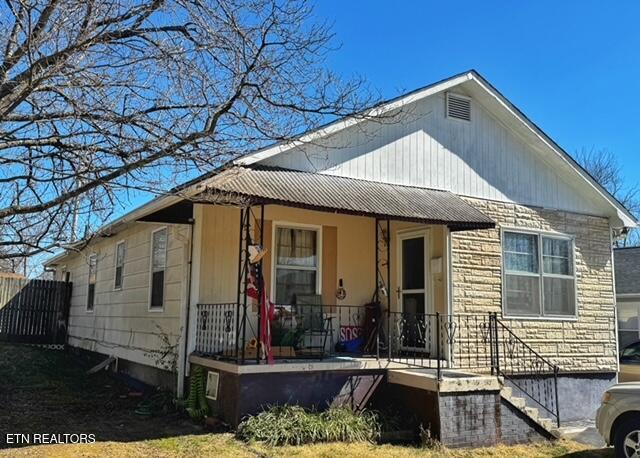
[615,247,640,296]
[235,70,636,229]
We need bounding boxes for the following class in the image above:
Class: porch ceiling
[192,165,495,231]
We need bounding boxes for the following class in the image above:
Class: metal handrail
[492,313,561,426]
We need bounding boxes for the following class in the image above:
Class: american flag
[248,265,275,364]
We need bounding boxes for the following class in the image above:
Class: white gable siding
[260,92,605,217]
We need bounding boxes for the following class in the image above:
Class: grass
[1,434,613,457]
[0,343,614,457]
[0,343,201,446]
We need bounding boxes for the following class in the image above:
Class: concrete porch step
[500,386,559,438]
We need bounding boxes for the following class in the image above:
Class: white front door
[398,229,431,351]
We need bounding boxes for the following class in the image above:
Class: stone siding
[452,197,617,372]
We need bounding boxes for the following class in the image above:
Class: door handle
[395,287,401,300]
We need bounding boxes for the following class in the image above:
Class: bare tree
[0,0,379,260]
[576,147,640,246]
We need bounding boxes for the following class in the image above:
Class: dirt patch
[0,343,203,449]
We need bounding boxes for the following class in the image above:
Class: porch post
[386,218,391,357]
[375,218,391,361]
[236,206,251,364]
[255,204,265,365]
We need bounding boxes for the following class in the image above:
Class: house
[44,70,636,447]
[615,247,640,351]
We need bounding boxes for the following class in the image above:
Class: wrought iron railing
[493,314,560,426]
[194,303,382,362]
[193,304,560,425]
[195,303,238,359]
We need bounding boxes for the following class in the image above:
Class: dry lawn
[0,344,613,458]
[1,434,613,458]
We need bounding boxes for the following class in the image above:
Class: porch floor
[189,353,500,393]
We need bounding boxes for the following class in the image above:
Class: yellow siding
[197,204,446,311]
[60,223,189,369]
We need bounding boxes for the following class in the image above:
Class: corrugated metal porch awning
[194,166,495,231]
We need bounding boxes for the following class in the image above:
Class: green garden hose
[185,366,209,421]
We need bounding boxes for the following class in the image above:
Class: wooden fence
[0,278,72,344]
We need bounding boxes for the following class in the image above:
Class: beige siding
[452,197,616,372]
[61,223,189,369]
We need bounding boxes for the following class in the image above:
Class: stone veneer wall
[452,197,617,372]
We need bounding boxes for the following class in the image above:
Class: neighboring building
[44,71,636,447]
[615,247,640,350]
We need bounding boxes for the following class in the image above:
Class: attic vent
[446,93,471,121]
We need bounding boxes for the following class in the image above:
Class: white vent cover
[446,93,471,121]
[206,371,220,400]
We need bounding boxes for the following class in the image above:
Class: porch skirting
[188,358,581,447]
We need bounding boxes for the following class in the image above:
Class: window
[503,231,575,317]
[114,241,125,290]
[87,255,97,311]
[618,302,640,350]
[150,228,167,310]
[274,226,319,304]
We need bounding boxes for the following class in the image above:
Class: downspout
[610,223,620,380]
[178,219,195,397]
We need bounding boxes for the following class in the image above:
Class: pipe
[178,219,195,397]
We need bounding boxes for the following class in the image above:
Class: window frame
[114,240,125,291]
[270,221,323,305]
[148,226,168,312]
[86,254,97,313]
[501,228,577,320]
[617,300,640,352]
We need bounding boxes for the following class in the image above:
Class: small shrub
[320,407,380,443]
[236,405,380,446]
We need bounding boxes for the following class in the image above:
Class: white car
[596,382,640,457]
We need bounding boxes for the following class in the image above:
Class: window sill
[501,314,578,322]
[148,307,164,313]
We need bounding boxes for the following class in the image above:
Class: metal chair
[294,294,332,357]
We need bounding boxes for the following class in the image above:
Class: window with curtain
[150,228,167,309]
[274,227,318,304]
[114,241,125,290]
[503,231,575,317]
[87,254,97,311]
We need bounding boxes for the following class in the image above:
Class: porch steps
[500,386,559,437]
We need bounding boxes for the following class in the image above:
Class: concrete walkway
[556,421,606,448]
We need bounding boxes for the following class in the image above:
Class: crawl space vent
[446,93,471,121]
[206,371,220,400]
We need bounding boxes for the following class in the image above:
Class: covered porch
[186,165,497,378]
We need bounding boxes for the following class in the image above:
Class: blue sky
[314,0,640,185]
[36,1,640,275]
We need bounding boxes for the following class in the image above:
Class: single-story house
[45,70,636,447]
